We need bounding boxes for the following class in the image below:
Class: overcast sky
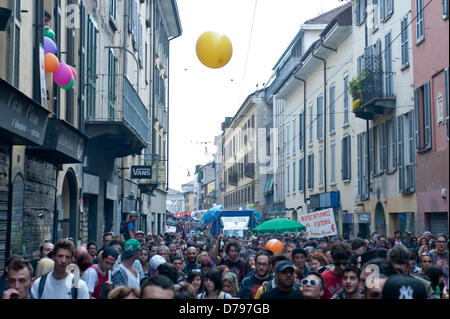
[168,0,345,192]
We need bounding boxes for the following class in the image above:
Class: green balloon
[44,28,55,39]
[60,76,75,90]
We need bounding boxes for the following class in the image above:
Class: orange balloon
[265,239,284,254]
[44,53,59,73]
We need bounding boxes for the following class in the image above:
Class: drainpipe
[311,49,327,194]
[293,73,307,203]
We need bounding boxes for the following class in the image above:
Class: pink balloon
[53,62,73,86]
[68,65,77,81]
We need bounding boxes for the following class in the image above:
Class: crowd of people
[0,226,448,300]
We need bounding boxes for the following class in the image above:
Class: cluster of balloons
[43,28,77,90]
[196,31,232,69]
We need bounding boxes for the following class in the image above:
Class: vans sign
[131,165,152,179]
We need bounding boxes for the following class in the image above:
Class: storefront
[357,212,371,239]
[341,212,354,239]
[0,78,49,274]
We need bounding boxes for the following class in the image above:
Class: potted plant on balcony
[0,7,12,31]
[349,70,371,111]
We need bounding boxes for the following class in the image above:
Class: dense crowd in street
[0,213,448,300]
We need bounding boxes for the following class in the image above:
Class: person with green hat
[112,239,142,289]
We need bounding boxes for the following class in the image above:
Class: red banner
[173,211,191,218]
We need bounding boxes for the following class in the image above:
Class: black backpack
[35,273,78,299]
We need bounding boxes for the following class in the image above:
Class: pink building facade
[412,0,449,235]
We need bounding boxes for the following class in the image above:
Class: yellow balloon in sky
[196,31,233,69]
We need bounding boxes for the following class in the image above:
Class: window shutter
[292,118,296,154]
[138,17,143,68]
[401,17,409,67]
[363,132,369,199]
[79,1,86,131]
[364,46,373,72]
[380,0,385,21]
[397,115,405,193]
[347,136,351,180]
[317,96,323,141]
[309,103,313,144]
[392,117,397,170]
[357,134,362,199]
[444,0,449,19]
[385,32,393,96]
[445,69,449,140]
[299,112,304,150]
[356,0,361,25]
[387,0,394,16]
[330,85,335,133]
[424,81,432,149]
[414,88,421,151]
[344,74,349,125]
[408,111,416,192]
[369,128,375,175]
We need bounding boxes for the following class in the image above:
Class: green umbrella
[252,218,306,235]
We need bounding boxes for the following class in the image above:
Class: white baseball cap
[150,254,166,270]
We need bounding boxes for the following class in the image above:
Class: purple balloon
[53,62,73,86]
[44,36,57,55]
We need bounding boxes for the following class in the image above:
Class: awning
[0,78,50,145]
[264,175,274,195]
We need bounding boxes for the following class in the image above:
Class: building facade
[412,0,449,235]
[0,0,181,274]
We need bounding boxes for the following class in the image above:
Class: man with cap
[149,254,167,277]
[382,274,428,299]
[135,231,146,246]
[292,248,309,281]
[82,247,118,299]
[111,239,141,289]
[259,261,303,299]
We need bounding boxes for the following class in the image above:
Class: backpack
[36,273,78,299]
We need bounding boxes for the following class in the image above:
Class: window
[401,17,409,68]
[308,153,314,189]
[330,141,336,184]
[299,112,304,150]
[355,0,366,25]
[292,117,296,154]
[287,164,290,194]
[342,135,352,181]
[373,0,379,31]
[329,84,336,134]
[292,162,296,194]
[287,123,290,156]
[109,0,117,21]
[415,81,432,151]
[443,0,449,19]
[385,32,393,96]
[299,158,305,191]
[380,0,394,21]
[343,74,349,126]
[86,16,98,119]
[445,69,449,140]
[317,95,324,141]
[309,103,313,145]
[108,50,117,120]
[416,0,425,43]
[387,118,397,172]
[319,147,324,188]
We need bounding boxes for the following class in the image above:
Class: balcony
[353,68,396,120]
[85,76,149,158]
[245,163,255,178]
